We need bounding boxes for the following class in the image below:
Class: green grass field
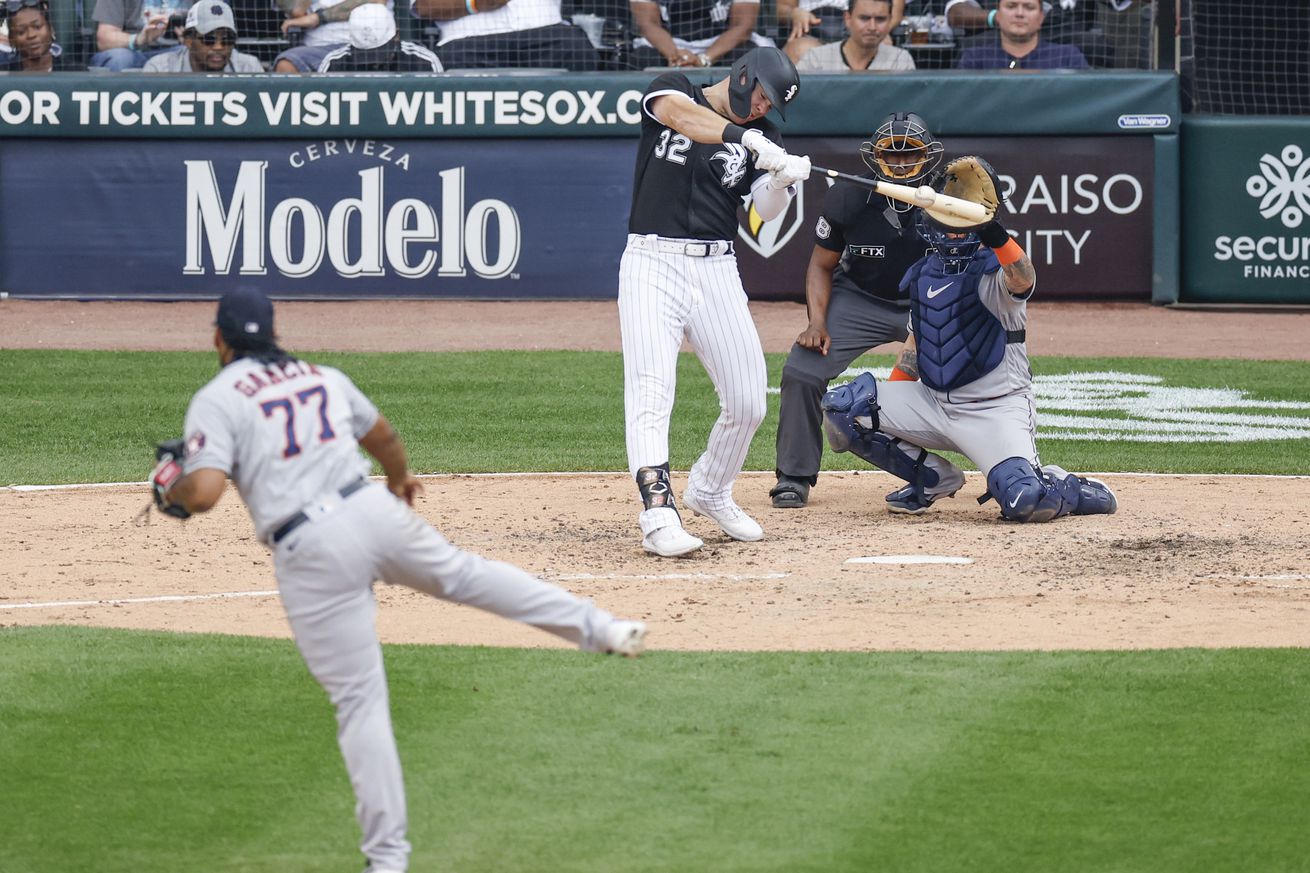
[3,628,1308,873]
[2,348,1309,872]
[2,349,1308,483]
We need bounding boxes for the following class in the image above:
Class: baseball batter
[820,157,1118,522]
[150,287,648,873]
[771,111,943,510]
[620,45,810,557]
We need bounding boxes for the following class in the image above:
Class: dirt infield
[3,299,1309,651]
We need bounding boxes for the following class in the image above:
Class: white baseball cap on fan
[348,4,396,49]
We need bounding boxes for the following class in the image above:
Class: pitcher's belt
[271,478,368,545]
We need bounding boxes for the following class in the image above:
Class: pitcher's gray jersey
[181,358,375,542]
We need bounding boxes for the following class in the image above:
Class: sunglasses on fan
[196,29,236,45]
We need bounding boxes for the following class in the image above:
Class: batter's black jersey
[813,176,926,303]
[628,72,783,241]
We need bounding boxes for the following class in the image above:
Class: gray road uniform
[821,241,1117,522]
[181,353,634,871]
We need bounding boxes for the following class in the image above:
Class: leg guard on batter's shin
[986,457,1077,523]
[636,464,681,516]
[821,373,940,497]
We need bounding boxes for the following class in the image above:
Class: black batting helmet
[729,46,800,121]
[859,111,944,185]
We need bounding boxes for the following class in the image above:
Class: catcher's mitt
[151,438,191,519]
[925,155,1003,232]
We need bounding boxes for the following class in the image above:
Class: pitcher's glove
[927,155,1003,232]
[151,438,191,519]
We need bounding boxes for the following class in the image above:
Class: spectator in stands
[89,0,189,69]
[143,0,263,69]
[781,0,904,64]
[948,0,1118,66]
[956,0,1087,68]
[273,0,387,72]
[318,2,442,68]
[2,0,75,69]
[626,0,772,68]
[410,0,597,70]
[794,0,912,70]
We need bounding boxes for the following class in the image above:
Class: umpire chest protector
[902,250,1011,393]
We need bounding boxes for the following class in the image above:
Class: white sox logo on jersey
[712,144,749,188]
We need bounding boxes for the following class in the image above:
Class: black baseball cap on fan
[215,287,275,347]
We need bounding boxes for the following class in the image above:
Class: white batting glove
[741,128,787,173]
[767,154,812,189]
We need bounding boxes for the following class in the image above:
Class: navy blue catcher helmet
[915,211,983,276]
[729,47,800,121]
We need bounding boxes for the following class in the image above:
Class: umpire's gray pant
[774,289,910,485]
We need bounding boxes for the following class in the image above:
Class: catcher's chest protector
[909,251,1007,393]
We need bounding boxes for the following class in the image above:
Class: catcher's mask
[729,46,800,121]
[860,111,944,188]
[916,211,982,276]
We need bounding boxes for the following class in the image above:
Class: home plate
[846,555,974,565]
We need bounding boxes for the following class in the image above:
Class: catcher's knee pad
[987,457,1076,523]
[821,373,939,493]
[820,372,879,453]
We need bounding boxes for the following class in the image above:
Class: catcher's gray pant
[775,289,910,485]
[272,483,620,872]
[619,235,767,505]
[875,382,1041,497]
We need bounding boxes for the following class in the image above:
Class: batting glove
[767,154,812,189]
[741,129,787,173]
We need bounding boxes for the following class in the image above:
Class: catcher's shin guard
[821,373,940,495]
[985,457,1078,523]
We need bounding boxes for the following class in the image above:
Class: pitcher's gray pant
[272,483,620,872]
[775,290,909,485]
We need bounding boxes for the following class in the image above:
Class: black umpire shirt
[814,176,926,303]
[628,72,784,242]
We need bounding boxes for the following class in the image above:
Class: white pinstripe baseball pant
[618,233,768,509]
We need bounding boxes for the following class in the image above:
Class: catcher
[770,111,942,510]
[148,287,647,873]
[819,155,1118,522]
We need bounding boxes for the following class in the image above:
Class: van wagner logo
[183,145,521,280]
[1246,144,1310,229]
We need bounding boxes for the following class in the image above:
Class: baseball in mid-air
[913,186,937,205]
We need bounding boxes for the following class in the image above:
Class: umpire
[770,111,944,508]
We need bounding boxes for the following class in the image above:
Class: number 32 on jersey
[654,130,691,165]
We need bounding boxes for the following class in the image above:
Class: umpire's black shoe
[770,478,810,509]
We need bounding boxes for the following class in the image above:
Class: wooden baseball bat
[811,165,991,226]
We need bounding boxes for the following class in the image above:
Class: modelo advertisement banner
[741,135,1155,301]
[0,137,633,299]
[1181,117,1310,305]
[0,133,1152,300]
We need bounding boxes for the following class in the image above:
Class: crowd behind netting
[1,0,1307,114]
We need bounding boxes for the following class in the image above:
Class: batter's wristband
[721,123,747,144]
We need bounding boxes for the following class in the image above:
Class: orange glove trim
[888,367,917,382]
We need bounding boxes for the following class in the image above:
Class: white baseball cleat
[681,490,764,542]
[604,620,648,657]
[642,524,704,557]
